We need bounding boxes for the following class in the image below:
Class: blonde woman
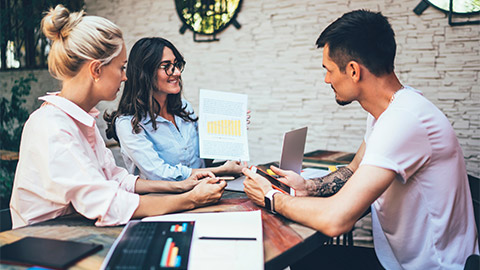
[10,5,226,229]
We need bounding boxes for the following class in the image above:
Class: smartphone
[250,166,296,196]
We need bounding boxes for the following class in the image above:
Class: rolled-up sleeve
[115,117,192,181]
[101,142,138,192]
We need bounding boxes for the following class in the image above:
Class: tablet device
[0,236,102,269]
[251,166,296,196]
[102,221,195,270]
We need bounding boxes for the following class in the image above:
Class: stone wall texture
[1,0,479,176]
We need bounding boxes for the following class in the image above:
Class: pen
[218,176,235,180]
[198,236,257,241]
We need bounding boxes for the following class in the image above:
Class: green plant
[0,73,36,208]
[0,161,16,208]
[0,73,36,150]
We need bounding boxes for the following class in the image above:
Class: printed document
[300,167,331,179]
[143,211,263,270]
[198,89,249,161]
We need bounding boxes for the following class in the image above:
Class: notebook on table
[226,126,308,192]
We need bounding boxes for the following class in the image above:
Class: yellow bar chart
[207,120,241,136]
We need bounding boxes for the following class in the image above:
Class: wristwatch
[264,189,282,214]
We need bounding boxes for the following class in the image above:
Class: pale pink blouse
[10,94,140,228]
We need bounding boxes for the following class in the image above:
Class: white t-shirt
[361,87,478,269]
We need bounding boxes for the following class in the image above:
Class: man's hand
[268,166,309,196]
[242,167,274,207]
[188,177,226,207]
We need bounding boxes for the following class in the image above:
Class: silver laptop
[226,126,308,191]
[279,126,308,174]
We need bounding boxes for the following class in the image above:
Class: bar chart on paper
[207,120,241,136]
[199,89,249,161]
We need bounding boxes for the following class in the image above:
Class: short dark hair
[316,10,396,76]
[105,37,197,142]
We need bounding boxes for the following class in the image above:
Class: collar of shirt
[38,92,100,127]
[141,113,170,125]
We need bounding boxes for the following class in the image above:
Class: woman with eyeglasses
[10,7,226,229]
[105,37,246,182]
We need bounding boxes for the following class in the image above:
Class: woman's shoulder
[24,105,78,139]
[115,114,134,123]
[30,103,72,127]
[181,99,195,113]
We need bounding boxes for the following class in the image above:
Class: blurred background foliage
[0,0,84,209]
[0,73,36,208]
[0,0,84,70]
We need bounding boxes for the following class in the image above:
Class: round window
[175,0,242,39]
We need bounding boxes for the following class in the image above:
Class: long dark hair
[105,37,197,141]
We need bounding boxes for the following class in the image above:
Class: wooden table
[0,150,355,270]
[0,150,19,161]
[0,192,326,270]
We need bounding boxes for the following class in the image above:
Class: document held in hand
[198,89,249,161]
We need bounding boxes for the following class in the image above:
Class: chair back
[464,175,480,270]
[468,175,479,239]
[0,208,12,232]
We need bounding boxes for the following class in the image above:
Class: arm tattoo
[307,166,353,197]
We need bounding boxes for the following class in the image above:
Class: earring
[94,77,99,83]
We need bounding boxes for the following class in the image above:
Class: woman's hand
[189,177,226,207]
[219,160,248,175]
[176,171,215,192]
[268,166,309,197]
[189,170,215,181]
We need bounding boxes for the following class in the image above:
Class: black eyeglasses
[159,60,186,76]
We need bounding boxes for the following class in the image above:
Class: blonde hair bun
[42,4,84,41]
[40,4,123,80]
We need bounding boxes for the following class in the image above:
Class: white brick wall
[0,70,60,113]
[2,0,478,176]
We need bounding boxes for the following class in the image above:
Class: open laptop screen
[279,127,308,174]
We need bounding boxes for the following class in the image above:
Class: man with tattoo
[306,166,353,197]
[243,10,478,270]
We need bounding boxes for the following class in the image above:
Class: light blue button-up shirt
[115,100,204,181]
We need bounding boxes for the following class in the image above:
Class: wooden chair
[0,208,12,232]
[464,174,479,270]
[324,207,371,246]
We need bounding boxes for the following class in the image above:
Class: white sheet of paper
[300,167,331,179]
[198,89,249,161]
[143,211,263,270]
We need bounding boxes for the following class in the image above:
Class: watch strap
[265,189,282,213]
